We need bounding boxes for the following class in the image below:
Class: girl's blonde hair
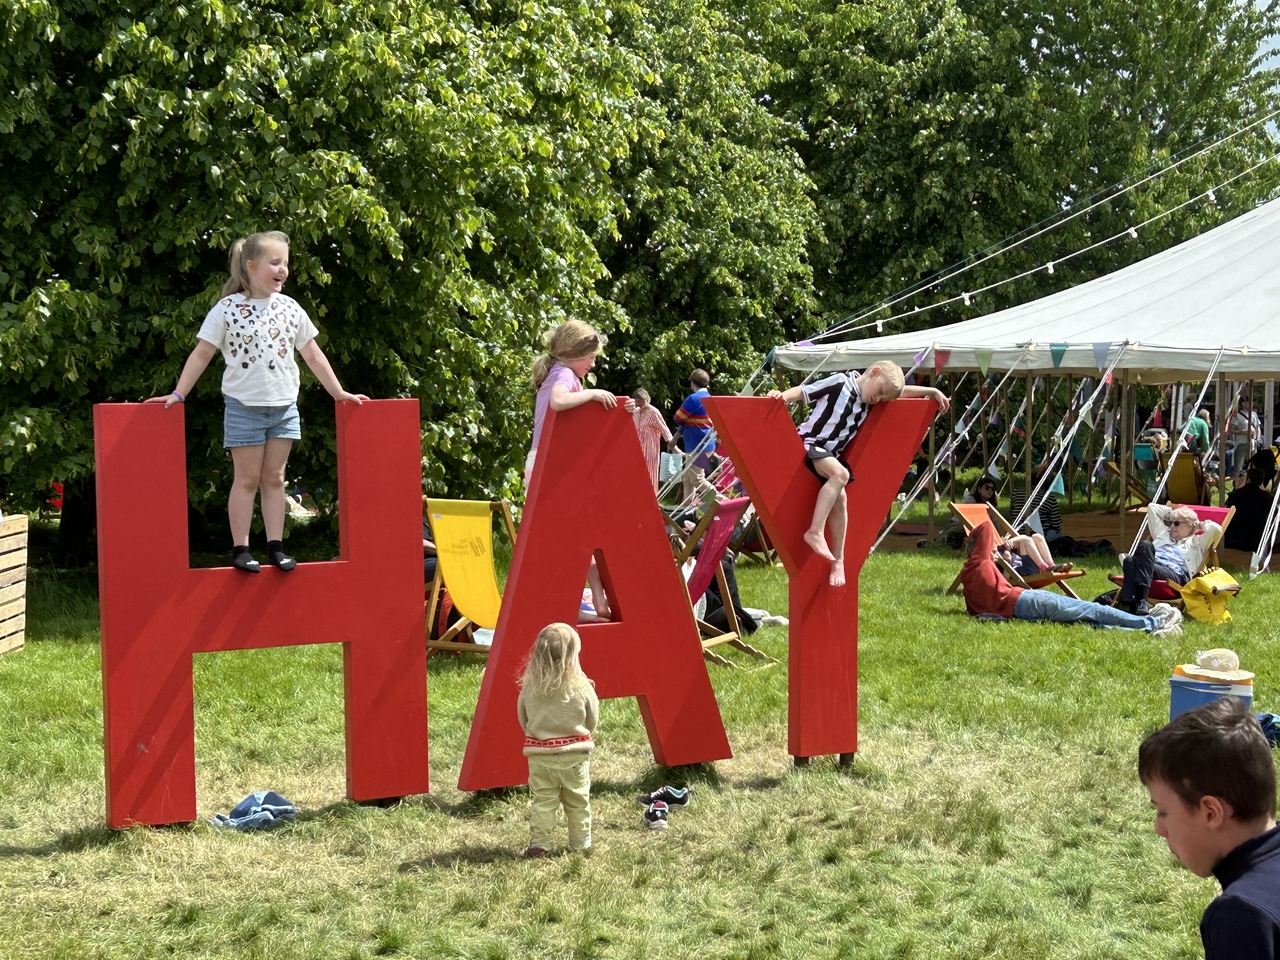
[520,622,594,699]
[531,320,605,389]
[220,230,291,298]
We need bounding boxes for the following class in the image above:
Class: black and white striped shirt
[798,372,870,454]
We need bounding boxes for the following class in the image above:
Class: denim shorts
[223,396,302,447]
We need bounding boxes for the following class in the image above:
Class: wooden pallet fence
[0,515,28,655]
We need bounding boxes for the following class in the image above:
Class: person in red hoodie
[960,523,1182,634]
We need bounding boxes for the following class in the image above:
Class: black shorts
[803,448,854,484]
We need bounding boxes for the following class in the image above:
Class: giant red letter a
[705,396,936,761]
[459,403,732,791]
[95,401,428,827]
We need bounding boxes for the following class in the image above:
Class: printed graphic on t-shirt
[222,297,300,372]
[197,293,319,406]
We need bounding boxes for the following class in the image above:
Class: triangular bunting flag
[1050,344,1067,369]
[1050,472,1065,496]
[986,460,1001,480]
[934,348,951,376]
[1103,371,1113,385]
[989,410,1000,427]
[1092,342,1110,371]
[913,348,927,369]
[975,349,993,375]
[1079,403,1094,429]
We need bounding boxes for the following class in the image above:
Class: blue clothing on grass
[1012,590,1161,631]
[211,791,297,831]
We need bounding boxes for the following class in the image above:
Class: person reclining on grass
[1138,698,1280,959]
[768,360,949,587]
[960,522,1182,635]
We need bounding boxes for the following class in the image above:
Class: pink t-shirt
[532,363,581,448]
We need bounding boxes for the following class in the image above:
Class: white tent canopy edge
[774,197,1280,384]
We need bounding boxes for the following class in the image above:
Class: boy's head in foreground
[1138,698,1276,877]
[857,360,907,404]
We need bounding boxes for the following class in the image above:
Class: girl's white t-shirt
[197,293,319,405]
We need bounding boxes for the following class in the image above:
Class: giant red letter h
[94,401,428,828]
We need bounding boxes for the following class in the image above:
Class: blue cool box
[1169,674,1253,721]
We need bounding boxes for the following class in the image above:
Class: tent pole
[1067,376,1075,508]
[1118,369,1130,545]
[947,373,957,504]
[1025,372,1035,499]
[1217,374,1228,506]
[1266,382,1276,460]
[1085,396,1095,507]
[927,373,936,538]
[981,379,990,483]
[1004,383,1013,488]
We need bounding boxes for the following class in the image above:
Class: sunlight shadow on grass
[398,844,518,870]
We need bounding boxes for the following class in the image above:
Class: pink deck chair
[1108,504,1236,603]
[669,497,772,667]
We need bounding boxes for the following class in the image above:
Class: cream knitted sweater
[518,684,598,756]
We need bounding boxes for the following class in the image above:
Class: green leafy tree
[0,0,649,518]
[593,0,822,413]
[755,0,1280,335]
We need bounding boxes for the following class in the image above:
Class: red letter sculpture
[459,403,732,791]
[704,395,937,762]
[95,401,428,828]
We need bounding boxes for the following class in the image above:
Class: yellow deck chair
[1165,449,1210,505]
[424,499,517,656]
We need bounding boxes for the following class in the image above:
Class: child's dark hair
[1138,698,1276,822]
[689,369,710,389]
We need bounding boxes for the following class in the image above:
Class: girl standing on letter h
[148,231,367,573]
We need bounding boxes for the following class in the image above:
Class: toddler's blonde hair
[520,622,594,700]
[531,320,605,389]
[221,230,290,298]
[867,359,906,398]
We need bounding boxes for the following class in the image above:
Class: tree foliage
[2,0,1279,519]
[0,0,648,511]
[754,0,1280,334]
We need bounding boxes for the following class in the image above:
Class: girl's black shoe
[232,546,261,573]
[267,540,296,572]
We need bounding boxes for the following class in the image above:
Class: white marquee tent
[774,196,1280,382]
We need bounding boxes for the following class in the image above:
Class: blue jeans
[1013,589,1160,631]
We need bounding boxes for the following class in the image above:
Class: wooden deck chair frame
[1107,503,1236,604]
[665,503,773,668]
[1104,460,1152,511]
[727,504,778,566]
[945,501,1086,599]
[423,498,517,657]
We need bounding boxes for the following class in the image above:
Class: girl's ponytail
[219,230,290,299]
[531,353,556,390]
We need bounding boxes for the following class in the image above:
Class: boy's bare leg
[804,456,848,563]
[827,487,848,587]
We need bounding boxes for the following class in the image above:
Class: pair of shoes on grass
[637,785,692,831]
[232,542,296,574]
[1148,602,1184,637]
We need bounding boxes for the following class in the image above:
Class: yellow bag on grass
[1176,567,1241,625]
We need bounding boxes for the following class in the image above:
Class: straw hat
[1176,648,1254,682]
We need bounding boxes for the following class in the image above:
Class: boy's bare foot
[803,529,836,562]
[829,559,846,587]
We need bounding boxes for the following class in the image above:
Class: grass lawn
[2,539,1275,959]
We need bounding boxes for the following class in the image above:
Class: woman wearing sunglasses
[1118,504,1224,615]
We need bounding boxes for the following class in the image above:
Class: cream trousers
[527,752,591,852]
